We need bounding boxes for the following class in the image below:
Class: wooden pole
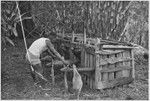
[51,59,55,86]
[64,65,68,93]
[81,47,85,68]
[95,54,101,89]
[16,1,28,52]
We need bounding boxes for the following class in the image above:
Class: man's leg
[30,65,36,83]
[32,63,48,85]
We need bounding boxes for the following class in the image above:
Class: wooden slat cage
[61,33,135,90]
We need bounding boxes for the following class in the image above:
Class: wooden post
[81,47,85,68]
[51,59,55,86]
[95,38,100,51]
[90,73,93,88]
[84,51,87,68]
[84,28,86,44]
[131,49,135,78]
[103,72,108,81]
[122,51,127,77]
[64,70,68,93]
[95,53,102,89]
[87,53,89,68]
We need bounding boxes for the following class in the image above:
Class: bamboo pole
[51,59,55,86]
[16,1,27,51]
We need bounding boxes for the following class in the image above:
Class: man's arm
[45,39,67,65]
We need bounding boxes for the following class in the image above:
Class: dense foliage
[1,1,32,46]
[1,1,149,49]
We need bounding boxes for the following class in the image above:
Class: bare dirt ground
[1,38,148,100]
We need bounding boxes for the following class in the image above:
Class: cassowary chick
[72,64,83,99]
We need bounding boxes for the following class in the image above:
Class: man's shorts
[26,50,41,65]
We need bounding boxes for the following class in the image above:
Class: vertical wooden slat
[90,74,92,88]
[109,54,115,81]
[64,71,68,93]
[122,50,126,77]
[92,73,94,89]
[89,75,91,88]
[88,54,90,68]
[87,74,90,87]
[90,54,93,68]
[86,74,88,86]
[85,51,87,67]
[86,53,89,68]
[85,49,87,67]
[122,69,129,77]
[90,54,92,68]
[131,49,135,78]
[90,74,93,89]
[51,59,55,86]
[81,47,85,68]
[116,71,122,78]
[129,49,132,77]
[93,54,94,69]
[120,51,124,66]
[93,74,95,89]
[103,72,108,81]
[109,72,114,80]
[95,54,102,89]
[86,53,88,68]
[84,28,86,44]
[86,53,88,67]
[117,51,123,78]
[89,54,91,68]
[91,54,93,68]
[93,55,96,69]
[127,50,130,57]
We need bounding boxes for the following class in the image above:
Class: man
[26,37,70,85]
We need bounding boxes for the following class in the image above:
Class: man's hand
[63,60,71,66]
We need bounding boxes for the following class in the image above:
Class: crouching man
[26,37,70,86]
